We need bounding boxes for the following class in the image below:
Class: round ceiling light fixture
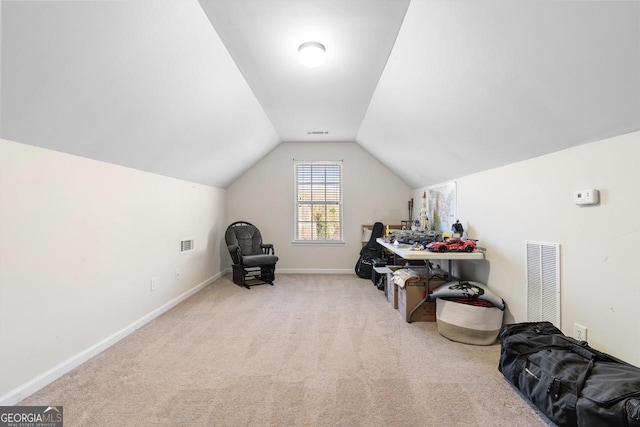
[298,42,326,68]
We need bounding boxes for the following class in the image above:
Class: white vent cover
[526,241,560,327]
[180,239,194,254]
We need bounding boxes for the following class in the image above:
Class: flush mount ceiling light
[298,42,326,68]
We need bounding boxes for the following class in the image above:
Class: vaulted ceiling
[2,0,639,189]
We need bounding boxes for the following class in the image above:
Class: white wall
[0,1,3,138]
[5,129,637,402]
[226,142,412,272]
[414,131,640,365]
[0,139,227,403]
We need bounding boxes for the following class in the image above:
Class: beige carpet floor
[19,274,552,426]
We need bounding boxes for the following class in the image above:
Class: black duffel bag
[498,321,640,427]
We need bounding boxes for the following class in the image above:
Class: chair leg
[260,264,276,285]
[232,264,275,289]
[232,264,250,288]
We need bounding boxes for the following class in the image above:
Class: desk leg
[407,274,430,323]
[406,260,453,323]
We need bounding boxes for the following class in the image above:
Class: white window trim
[293,160,344,244]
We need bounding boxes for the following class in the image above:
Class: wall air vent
[180,239,194,254]
[526,241,560,327]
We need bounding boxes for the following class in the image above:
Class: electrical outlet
[574,323,587,341]
[175,269,181,281]
[150,277,157,291]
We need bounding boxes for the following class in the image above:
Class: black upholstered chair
[225,221,279,289]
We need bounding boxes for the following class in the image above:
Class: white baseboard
[277,269,354,274]
[0,272,225,406]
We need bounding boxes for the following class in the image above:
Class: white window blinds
[294,161,343,242]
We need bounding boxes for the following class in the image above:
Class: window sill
[292,240,345,246]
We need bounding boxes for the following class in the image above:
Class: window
[294,161,343,242]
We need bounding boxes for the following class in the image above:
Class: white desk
[376,238,484,261]
[376,237,485,322]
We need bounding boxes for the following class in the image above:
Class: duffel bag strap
[512,342,596,398]
[574,359,595,399]
[511,343,585,358]
[510,337,600,362]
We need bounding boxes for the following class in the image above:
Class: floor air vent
[180,239,194,254]
[526,241,560,327]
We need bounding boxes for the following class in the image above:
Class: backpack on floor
[355,222,384,279]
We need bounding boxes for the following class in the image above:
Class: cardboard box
[387,281,397,308]
[379,266,403,308]
[398,284,435,322]
[395,273,447,323]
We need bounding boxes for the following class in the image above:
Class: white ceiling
[1,0,279,188]
[358,0,640,187]
[2,0,639,189]
[199,0,410,142]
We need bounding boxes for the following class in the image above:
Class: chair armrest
[227,244,242,264]
[261,243,275,255]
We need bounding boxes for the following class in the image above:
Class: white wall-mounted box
[574,189,599,206]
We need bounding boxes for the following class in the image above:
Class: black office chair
[225,221,279,289]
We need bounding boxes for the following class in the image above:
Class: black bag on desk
[355,222,384,279]
[498,321,640,427]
